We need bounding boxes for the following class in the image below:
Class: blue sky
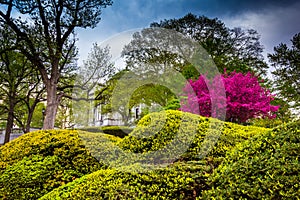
[77,0,300,68]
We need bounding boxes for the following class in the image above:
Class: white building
[89,104,144,127]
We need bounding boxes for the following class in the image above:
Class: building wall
[91,104,144,127]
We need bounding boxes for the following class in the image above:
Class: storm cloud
[77,0,300,68]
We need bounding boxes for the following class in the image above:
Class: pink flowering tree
[180,71,279,123]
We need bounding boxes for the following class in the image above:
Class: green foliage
[30,103,46,128]
[73,44,115,127]
[0,130,102,173]
[0,130,116,199]
[95,70,140,125]
[78,126,133,138]
[163,98,181,110]
[118,110,268,162]
[0,155,79,200]
[96,69,177,125]
[249,118,286,128]
[151,13,268,75]
[40,161,211,200]
[39,111,268,199]
[1,111,292,199]
[0,38,41,142]
[268,32,300,110]
[181,64,201,80]
[95,69,129,114]
[202,121,300,199]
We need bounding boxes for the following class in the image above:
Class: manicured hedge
[0,130,119,200]
[0,155,77,199]
[118,110,268,162]
[78,126,133,138]
[0,110,283,199]
[249,118,285,128]
[201,121,300,199]
[40,161,212,200]
[72,110,261,173]
[0,130,104,173]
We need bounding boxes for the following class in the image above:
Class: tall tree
[72,43,115,127]
[150,13,268,76]
[95,69,177,125]
[268,32,300,111]
[0,0,112,129]
[0,25,45,143]
[13,72,46,133]
[0,48,35,143]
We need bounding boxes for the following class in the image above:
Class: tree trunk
[4,97,15,144]
[25,106,35,133]
[43,84,59,130]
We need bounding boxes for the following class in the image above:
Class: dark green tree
[0,25,46,144]
[268,32,300,111]
[95,70,137,125]
[14,79,46,133]
[28,102,46,129]
[0,0,112,129]
[0,48,35,143]
[148,13,267,76]
[95,69,177,125]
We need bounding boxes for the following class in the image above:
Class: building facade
[89,104,144,127]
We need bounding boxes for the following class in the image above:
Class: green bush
[0,130,105,173]
[0,130,120,199]
[202,121,300,199]
[249,117,286,128]
[0,111,277,199]
[118,110,268,162]
[0,155,79,199]
[40,161,212,200]
[78,126,133,138]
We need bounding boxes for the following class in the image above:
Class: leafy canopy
[268,32,300,111]
[151,13,268,76]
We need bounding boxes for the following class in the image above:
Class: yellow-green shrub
[0,130,104,173]
[118,110,268,162]
[249,117,286,128]
[0,130,120,199]
[0,155,80,199]
[40,161,212,200]
[201,121,300,199]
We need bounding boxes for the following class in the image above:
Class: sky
[76,0,300,72]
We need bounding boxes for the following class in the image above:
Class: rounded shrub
[118,110,268,162]
[202,121,300,199]
[0,130,119,200]
[0,155,79,199]
[0,130,105,173]
[40,161,212,200]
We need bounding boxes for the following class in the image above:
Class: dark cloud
[178,0,300,16]
[77,0,300,66]
[221,2,300,52]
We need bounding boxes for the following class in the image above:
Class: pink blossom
[180,71,280,123]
